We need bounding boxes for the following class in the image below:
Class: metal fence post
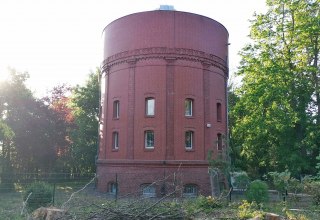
[52,183,56,206]
[115,173,118,203]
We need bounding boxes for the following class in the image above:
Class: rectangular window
[217,133,223,150]
[112,131,119,149]
[217,102,222,122]
[145,130,154,148]
[185,131,193,149]
[141,184,156,197]
[146,98,155,116]
[183,184,198,197]
[185,99,193,116]
[113,100,120,119]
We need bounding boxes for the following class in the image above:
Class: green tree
[231,0,320,178]
[68,69,100,174]
[0,69,68,176]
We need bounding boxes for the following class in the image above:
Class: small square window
[185,131,194,149]
[145,130,154,148]
[141,184,156,197]
[183,184,198,197]
[185,99,193,116]
[146,98,155,116]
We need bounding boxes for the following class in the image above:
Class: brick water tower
[97,7,229,197]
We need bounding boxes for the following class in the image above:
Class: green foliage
[23,181,53,212]
[316,154,320,179]
[230,0,320,178]
[303,180,320,206]
[0,68,69,176]
[196,195,222,212]
[68,69,100,174]
[231,171,250,191]
[285,211,309,220]
[246,180,269,204]
[237,200,264,219]
[267,170,291,193]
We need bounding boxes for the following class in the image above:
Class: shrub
[232,171,250,191]
[303,180,320,205]
[23,181,53,212]
[194,195,222,213]
[245,180,269,204]
[267,170,290,193]
[237,200,264,219]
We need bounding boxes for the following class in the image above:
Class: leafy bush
[232,171,250,191]
[267,170,290,193]
[237,200,264,219]
[191,195,222,214]
[303,180,320,205]
[23,181,53,212]
[246,180,269,204]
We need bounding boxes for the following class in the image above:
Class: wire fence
[0,171,315,219]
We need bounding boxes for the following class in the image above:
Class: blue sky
[0,0,266,96]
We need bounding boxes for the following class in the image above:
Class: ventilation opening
[158,5,175,11]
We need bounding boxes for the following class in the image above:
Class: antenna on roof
[158,5,175,11]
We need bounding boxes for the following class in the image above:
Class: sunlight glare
[0,67,10,83]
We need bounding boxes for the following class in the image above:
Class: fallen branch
[61,174,96,209]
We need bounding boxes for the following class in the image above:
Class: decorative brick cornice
[101,47,228,75]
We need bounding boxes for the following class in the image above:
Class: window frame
[144,130,155,149]
[185,98,193,117]
[217,102,222,122]
[141,183,156,197]
[217,133,223,151]
[183,184,198,197]
[145,97,155,117]
[113,100,120,119]
[112,131,119,150]
[108,182,118,195]
[185,130,194,150]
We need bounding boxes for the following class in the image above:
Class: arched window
[112,131,119,150]
[185,131,194,149]
[144,130,154,148]
[217,133,223,151]
[145,97,155,116]
[217,102,222,122]
[183,184,198,197]
[141,183,156,197]
[185,98,193,116]
[113,100,120,119]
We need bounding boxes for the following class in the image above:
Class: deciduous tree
[231,0,320,177]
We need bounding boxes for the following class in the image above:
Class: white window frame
[112,131,119,150]
[185,130,193,149]
[185,98,193,116]
[145,98,155,116]
[145,130,154,148]
[113,100,120,119]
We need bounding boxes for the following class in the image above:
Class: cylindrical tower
[97,9,228,197]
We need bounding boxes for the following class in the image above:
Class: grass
[0,192,24,220]
[1,185,320,220]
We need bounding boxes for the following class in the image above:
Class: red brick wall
[99,10,228,196]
